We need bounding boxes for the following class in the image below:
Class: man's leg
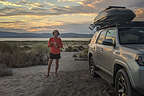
[55,59,59,76]
[47,59,53,77]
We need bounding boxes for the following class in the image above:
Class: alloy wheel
[116,73,128,96]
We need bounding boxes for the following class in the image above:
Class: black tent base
[91,21,144,31]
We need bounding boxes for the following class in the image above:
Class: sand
[0,52,115,96]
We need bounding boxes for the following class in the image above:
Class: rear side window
[105,29,116,42]
[96,30,107,44]
[118,27,144,44]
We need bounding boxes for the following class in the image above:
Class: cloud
[0,27,27,33]
[0,21,28,30]
[0,7,32,16]
[126,0,144,8]
[0,4,98,16]
[0,21,22,23]
[0,0,46,10]
[50,5,99,15]
[46,2,55,7]
[0,15,65,32]
[0,0,144,16]
[134,8,144,21]
[79,0,103,8]
[57,0,83,2]
[59,22,91,33]
[0,0,143,17]
[77,0,144,11]
[0,0,144,33]
[0,1,22,7]
[27,22,91,33]
[135,8,144,17]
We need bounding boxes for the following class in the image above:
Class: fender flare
[114,59,135,88]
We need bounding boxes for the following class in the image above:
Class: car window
[118,27,144,44]
[105,29,116,42]
[96,30,107,44]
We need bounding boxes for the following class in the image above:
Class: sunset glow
[0,0,143,33]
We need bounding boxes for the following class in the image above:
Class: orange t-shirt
[48,37,63,54]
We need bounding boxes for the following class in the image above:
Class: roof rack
[95,24,116,31]
[105,6,126,11]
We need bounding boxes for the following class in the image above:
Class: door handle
[114,50,120,55]
[100,48,103,52]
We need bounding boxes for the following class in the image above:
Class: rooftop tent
[92,6,136,29]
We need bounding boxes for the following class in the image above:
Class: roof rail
[105,6,126,10]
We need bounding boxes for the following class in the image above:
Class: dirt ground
[0,52,115,96]
[36,71,115,96]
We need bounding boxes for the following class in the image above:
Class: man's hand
[53,42,59,48]
[50,42,54,46]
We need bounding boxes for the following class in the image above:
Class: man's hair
[53,30,60,35]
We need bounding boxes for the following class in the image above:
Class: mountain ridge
[0,31,93,38]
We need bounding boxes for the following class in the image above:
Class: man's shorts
[49,53,61,59]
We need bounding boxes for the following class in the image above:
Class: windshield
[118,27,144,44]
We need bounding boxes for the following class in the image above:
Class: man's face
[53,32,59,37]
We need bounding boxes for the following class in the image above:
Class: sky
[0,0,143,34]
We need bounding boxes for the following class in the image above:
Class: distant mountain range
[0,32,93,38]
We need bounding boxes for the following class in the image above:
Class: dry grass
[0,41,89,68]
[0,42,49,68]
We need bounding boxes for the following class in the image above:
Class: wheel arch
[113,61,135,88]
[88,52,93,64]
[88,52,93,58]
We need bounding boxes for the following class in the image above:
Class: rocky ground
[0,52,115,96]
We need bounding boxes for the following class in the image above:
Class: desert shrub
[64,46,72,52]
[74,45,84,51]
[64,45,86,52]
[0,42,49,68]
[78,48,88,58]
[20,45,32,50]
[0,42,18,53]
[73,54,77,57]
[64,46,79,52]
[0,63,13,77]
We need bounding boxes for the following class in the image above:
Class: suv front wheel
[115,69,137,96]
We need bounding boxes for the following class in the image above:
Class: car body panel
[88,26,144,94]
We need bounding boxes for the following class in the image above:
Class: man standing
[47,30,63,77]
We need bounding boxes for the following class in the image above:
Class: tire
[115,69,138,96]
[89,56,98,78]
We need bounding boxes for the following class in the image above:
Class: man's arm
[48,38,53,47]
[59,38,63,48]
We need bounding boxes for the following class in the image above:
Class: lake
[0,38,91,41]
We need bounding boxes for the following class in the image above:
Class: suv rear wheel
[115,69,137,96]
[89,56,97,78]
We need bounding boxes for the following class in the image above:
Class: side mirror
[102,39,114,46]
[89,24,95,30]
